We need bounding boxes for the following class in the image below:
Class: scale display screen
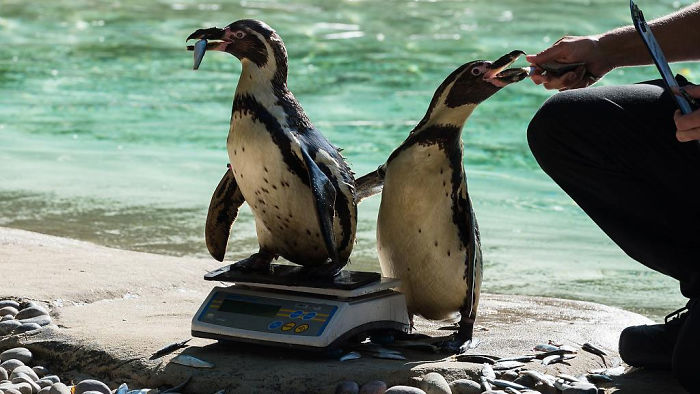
[219,299,280,317]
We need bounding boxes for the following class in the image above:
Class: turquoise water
[1,0,697,319]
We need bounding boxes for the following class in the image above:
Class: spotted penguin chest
[227,113,329,264]
[376,143,472,320]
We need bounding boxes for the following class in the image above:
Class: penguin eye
[471,67,482,76]
[234,31,246,39]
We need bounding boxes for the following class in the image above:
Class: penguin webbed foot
[230,252,274,273]
[302,258,344,278]
[436,319,477,354]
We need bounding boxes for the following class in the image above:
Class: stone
[449,379,481,394]
[17,317,51,328]
[359,380,387,394]
[513,375,536,389]
[30,369,47,379]
[13,324,41,334]
[39,378,59,385]
[37,388,50,394]
[34,382,51,390]
[501,371,519,381]
[0,368,6,381]
[418,373,450,394]
[0,302,19,310]
[0,308,18,318]
[48,383,70,394]
[0,361,23,374]
[14,307,48,321]
[5,389,22,394]
[14,382,32,394]
[0,317,12,322]
[11,376,39,394]
[75,380,110,394]
[11,366,40,382]
[0,321,22,335]
[385,387,426,394]
[1,349,32,365]
[335,381,359,394]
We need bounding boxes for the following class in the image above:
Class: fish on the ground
[149,339,191,360]
[339,351,361,361]
[171,354,215,368]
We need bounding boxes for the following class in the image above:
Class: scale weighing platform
[192,264,410,350]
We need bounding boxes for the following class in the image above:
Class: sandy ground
[0,227,685,393]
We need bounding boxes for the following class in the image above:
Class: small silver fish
[372,351,407,360]
[492,360,526,370]
[339,351,361,361]
[193,39,207,70]
[171,354,215,368]
[533,343,559,352]
[481,363,496,380]
[586,373,614,383]
[490,379,528,390]
[542,354,575,366]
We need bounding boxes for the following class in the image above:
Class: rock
[0,321,22,335]
[0,308,18,318]
[75,380,110,394]
[14,307,48,321]
[14,324,41,334]
[14,382,32,394]
[501,371,519,381]
[359,380,387,394]
[0,361,23,374]
[0,367,6,381]
[335,381,359,394]
[0,349,32,365]
[17,316,51,328]
[5,389,22,394]
[40,377,59,385]
[417,373,450,394]
[34,382,51,390]
[11,376,39,394]
[11,366,40,382]
[0,302,19,310]
[48,383,70,394]
[0,317,12,322]
[513,375,536,389]
[449,379,481,394]
[30,369,47,379]
[385,387,427,394]
[37,388,50,394]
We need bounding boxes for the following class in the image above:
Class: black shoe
[618,303,689,369]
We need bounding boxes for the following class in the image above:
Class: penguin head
[442,50,528,107]
[187,20,287,81]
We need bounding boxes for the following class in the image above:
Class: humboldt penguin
[356,51,528,351]
[187,20,357,277]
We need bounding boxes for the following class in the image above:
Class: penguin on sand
[356,51,528,351]
[187,20,357,277]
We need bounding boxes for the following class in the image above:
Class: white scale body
[192,277,410,350]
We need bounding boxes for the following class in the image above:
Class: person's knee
[527,91,579,167]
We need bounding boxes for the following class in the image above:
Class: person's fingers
[676,127,700,142]
[529,67,547,85]
[526,42,566,66]
[542,70,579,90]
[682,84,700,98]
[674,108,700,131]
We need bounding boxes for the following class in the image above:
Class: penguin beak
[483,50,529,87]
[186,27,232,69]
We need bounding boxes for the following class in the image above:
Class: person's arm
[528,3,700,91]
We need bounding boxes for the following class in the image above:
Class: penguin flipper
[300,148,341,274]
[355,164,386,202]
[205,168,246,262]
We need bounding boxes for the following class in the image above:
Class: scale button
[311,305,323,311]
[294,303,309,309]
[267,321,283,330]
[302,312,317,320]
[295,324,309,333]
[282,322,296,331]
[290,310,304,319]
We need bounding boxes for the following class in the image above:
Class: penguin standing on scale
[356,51,528,352]
[187,20,357,277]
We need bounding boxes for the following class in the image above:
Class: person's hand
[527,35,614,91]
[674,85,700,142]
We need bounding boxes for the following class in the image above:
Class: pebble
[449,379,481,394]
[41,377,60,385]
[359,380,387,394]
[0,360,24,373]
[31,368,48,379]
[335,381,359,394]
[12,375,40,394]
[0,350,31,365]
[501,371,519,381]
[14,324,41,334]
[513,375,536,388]
[385,387,426,394]
[15,307,48,321]
[418,373,450,394]
[48,383,70,394]
[1,317,13,322]
[14,382,33,394]
[37,388,50,394]
[0,302,20,310]
[18,317,51,328]
[11,366,40,382]
[0,367,7,380]
[5,389,22,394]
[0,309,18,318]
[35,381,52,389]
[0,321,22,336]
[75,380,111,394]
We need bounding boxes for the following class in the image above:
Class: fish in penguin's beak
[186,27,227,69]
[483,50,529,87]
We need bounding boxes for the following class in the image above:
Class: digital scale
[192,264,410,350]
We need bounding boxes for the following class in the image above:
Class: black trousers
[527,78,700,299]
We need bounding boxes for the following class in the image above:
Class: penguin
[187,20,357,277]
[355,51,528,351]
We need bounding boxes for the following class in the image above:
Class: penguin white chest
[377,144,470,320]
[227,113,327,263]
